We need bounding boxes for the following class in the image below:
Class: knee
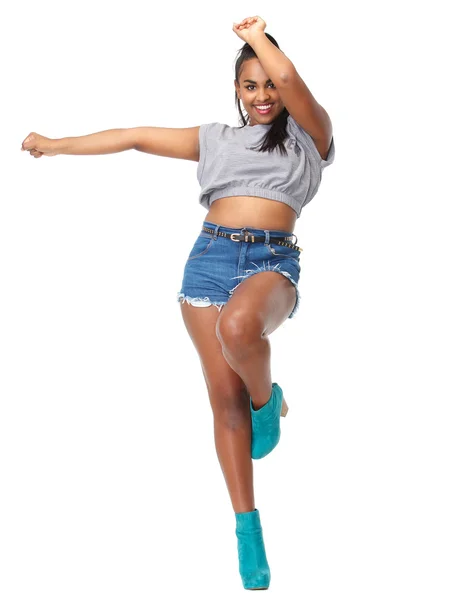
[216,309,264,356]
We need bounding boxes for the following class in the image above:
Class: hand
[21,133,58,158]
[232,16,266,44]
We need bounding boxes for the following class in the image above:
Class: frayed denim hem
[176,292,227,312]
[228,261,301,319]
[177,261,300,319]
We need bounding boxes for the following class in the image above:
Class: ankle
[235,506,256,515]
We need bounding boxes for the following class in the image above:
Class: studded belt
[201,226,302,252]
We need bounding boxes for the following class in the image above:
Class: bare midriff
[205,196,297,233]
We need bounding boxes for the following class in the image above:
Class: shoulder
[199,122,234,139]
[200,122,232,136]
[199,122,236,149]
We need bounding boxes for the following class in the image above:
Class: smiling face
[234,58,285,126]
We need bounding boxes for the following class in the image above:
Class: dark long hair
[234,33,289,156]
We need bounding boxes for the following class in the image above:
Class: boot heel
[281,397,289,417]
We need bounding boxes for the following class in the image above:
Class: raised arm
[21,126,201,161]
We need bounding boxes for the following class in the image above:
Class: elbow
[279,71,292,85]
[130,127,141,152]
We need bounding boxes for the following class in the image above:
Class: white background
[1,1,451,598]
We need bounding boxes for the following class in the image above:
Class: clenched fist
[21,133,58,158]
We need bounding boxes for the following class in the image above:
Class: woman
[21,16,335,590]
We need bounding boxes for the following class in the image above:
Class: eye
[245,83,276,91]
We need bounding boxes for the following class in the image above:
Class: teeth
[255,104,272,110]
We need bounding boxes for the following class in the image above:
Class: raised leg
[216,271,296,409]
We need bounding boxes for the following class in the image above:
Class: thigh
[179,301,248,406]
[218,270,296,338]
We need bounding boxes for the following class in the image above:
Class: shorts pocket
[265,241,300,265]
[187,231,214,261]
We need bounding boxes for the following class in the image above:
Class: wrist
[52,137,68,155]
[247,30,267,47]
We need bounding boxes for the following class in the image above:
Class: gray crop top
[196,114,335,218]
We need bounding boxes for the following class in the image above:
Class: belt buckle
[231,231,255,242]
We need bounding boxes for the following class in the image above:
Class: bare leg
[180,302,255,513]
[216,272,296,410]
[221,337,272,411]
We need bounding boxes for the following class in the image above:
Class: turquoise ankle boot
[250,382,289,459]
[235,508,271,590]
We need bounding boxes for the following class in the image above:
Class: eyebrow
[243,78,273,84]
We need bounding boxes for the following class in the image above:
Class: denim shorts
[176,220,302,319]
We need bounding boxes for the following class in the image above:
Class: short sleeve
[197,123,210,182]
[197,122,223,183]
[318,136,335,168]
[286,114,335,169]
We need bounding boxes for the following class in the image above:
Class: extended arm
[22,126,201,161]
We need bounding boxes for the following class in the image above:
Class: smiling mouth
[254,104,274,114]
